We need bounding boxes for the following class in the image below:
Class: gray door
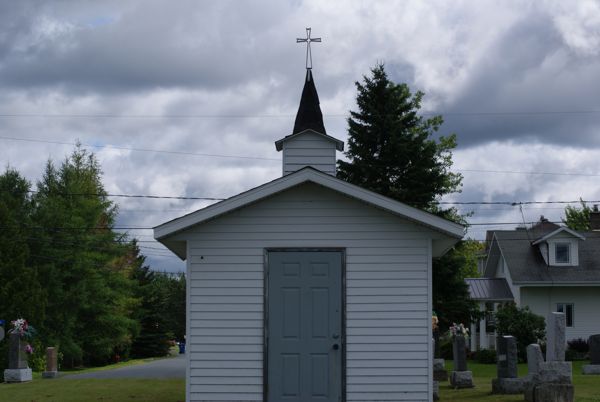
[267,251,342,402]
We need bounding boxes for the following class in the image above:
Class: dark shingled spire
[292,69,326,135]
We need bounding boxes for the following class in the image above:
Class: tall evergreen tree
[337,64,462,213]
[130,245,172,358]
[31,146,138,366]
[338,65,476,330]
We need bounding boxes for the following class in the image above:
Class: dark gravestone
[590,334,600,365]
[452,335,468,372]
[492,336,524,394]
[496,335,518,379]
[8,333,28,369]
[4,332,32,382]
[583,334,600,374]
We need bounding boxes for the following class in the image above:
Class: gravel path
[63,354,185,379]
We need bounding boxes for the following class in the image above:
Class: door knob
[332,343,340,350]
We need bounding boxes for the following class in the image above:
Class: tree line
[0,147,185,370]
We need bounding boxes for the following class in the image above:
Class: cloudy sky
[2,0,600,272]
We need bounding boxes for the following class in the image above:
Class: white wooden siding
[282,132,337,175]
[183,182,435,402]
[521,286,600,341]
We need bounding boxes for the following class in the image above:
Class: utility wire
[3,136,600,178]
[0,136,279,161]
[1,110,600,118]
[16,190,600,205]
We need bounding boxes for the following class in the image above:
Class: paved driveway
[63,354,185,379]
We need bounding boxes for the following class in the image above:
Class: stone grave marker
[492,335,526,394]
[450,335,473,388]
[527,344,544,376]
[525,312,573,402]
[582,334,600,375]
[3,332,32,382]
[42,347,59,378]
[547,312,566,362]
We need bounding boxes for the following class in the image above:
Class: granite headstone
[3,332,32,382]
[582,334,600,375]
[589,334,600,365]
[527,344,544,376]
[42,347,59,379]
[546,312,566,362]
[452,335,468,372]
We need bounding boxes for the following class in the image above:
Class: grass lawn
[0,378,184,402]
[1,348,185,402]
[440,360,600,402]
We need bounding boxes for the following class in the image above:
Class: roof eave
[275,129,344,151]
[531,227,586,245]
[154,167,464,245]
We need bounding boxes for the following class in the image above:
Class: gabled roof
[465,278,514,301]
[292,69,326,135]
[485,230,600,285]
[531,226,586,245]
[154,167,464,258]
[275,128,344,151]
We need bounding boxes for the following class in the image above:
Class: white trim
[275,129,344,151]
[531,227,585,245]
[154,168,464,250]
[427,239,433,402]
[185,241,191,402]
[514,282,600,286]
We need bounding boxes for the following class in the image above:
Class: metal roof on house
[489,229,600,284]
[465,278,514,301]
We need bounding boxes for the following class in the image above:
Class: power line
[1,110,600,118]
[2,136,600,179]
[0,136,280,161]
[18,190,600,205]
[457,169,600,177]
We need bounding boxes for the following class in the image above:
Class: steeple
[292,69,327,135]
[274,28,343,176]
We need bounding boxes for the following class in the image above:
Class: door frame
[263,248,346,402]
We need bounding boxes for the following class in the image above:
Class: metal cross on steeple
[296,27,321,70]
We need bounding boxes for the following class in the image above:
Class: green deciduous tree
[495,303,545,361]
[337,63,462,216]
[432,241,480,332]
[563,199,592,231]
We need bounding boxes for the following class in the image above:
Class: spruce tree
[337,64,462,212]
[32,146,138,366]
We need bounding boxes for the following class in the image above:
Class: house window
[556,303,574,327]
[555,243,570,264]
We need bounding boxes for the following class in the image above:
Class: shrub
[495,303,545,361]
[567,338,589,353]
[475,348,497,364]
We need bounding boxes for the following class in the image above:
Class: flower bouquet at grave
[9,318,37,354]
[448,322,469,339]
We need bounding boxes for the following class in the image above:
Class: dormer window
[555,243,570,264]
[532,226,584,267]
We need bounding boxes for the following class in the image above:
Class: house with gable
[466,212,600,350]
[154,66,464,402]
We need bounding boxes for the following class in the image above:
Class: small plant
[495,303,545,361]
[448,322,469,338]
[567,338,589,353]
[475,348,497,364]
[9,318,37,355]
